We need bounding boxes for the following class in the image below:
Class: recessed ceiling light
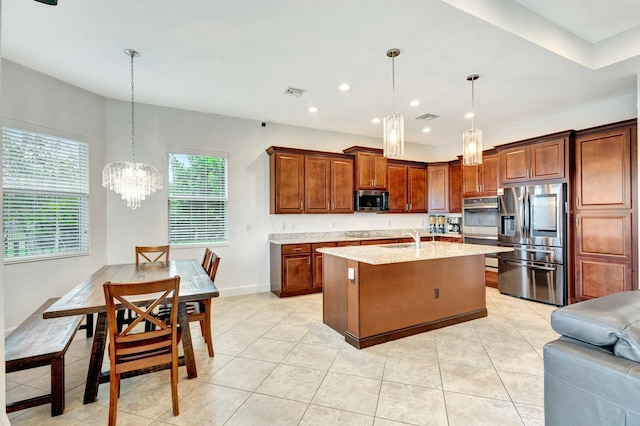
[465,112,475,119]
[422,127,431,133]
[339,83,351,91]
[372,118,381,124]
[308,106,318,113]
[410,100,420,107]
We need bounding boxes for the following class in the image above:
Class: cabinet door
[312,242,338,289]
[480,155,499,195]
[409,167,428,212]
[531,138,565,181]
[462,164,480,197]
[500,146,529,184]
[387,164,408,212]
[304,156,331,213]
[575,128,631,209]
[575,257,632,300]
[428,165,448,212]
[354,152,374,189]
[282,254,312,293]
[373,155,388,189]
[331,158,354,213]
[575,213,632,261]
[449,163,462,213]
[273,152,304,213]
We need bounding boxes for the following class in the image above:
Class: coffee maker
[448,216,461,234]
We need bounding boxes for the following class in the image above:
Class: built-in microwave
[354,190,389,212]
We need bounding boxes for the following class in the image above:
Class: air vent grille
[283,87,306,97]
[415,113,439,121]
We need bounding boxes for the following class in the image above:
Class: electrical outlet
[289,222,295,230]
[281,223,286,231]
[245,224,251,231]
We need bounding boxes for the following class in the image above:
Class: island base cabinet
[322,254,487,348]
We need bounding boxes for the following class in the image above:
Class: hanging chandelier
[102,49,162,210]
[383,48,404,158]
[463,74,483,165]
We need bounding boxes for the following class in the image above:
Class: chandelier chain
[130,50,136,163]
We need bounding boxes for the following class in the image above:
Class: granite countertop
[268,229,462,245]
[317,241,513,265]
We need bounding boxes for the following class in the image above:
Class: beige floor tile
[384,336,438,361]
[255,364,326,403]
[374,418,415,425]
[282,342,340,371]
[262,322,313,342]
[444,391,523,426]
[440,363,510,401]
[225,393,307,426]
[193,351,235,380]
[158,382,250,425]
[499,371,545,406]
[300,405,374,425]
[515,402,545,426]
[477,329,535,353]
[382,355,442,389]
[249,307,296,323]
[238,337,296,363]
[312,372,381,416]
[436,339,493,369]
[330,346,387,379]
[299,323,345,348]
[209,315,243,332]
[487,347,544,376]
[376,381,448,426]
[227,318,276,337]
[210,331,258,356]
[209,357,277,391]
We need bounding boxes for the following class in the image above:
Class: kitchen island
[318,241,512,348]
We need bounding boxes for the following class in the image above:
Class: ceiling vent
[283,86,305,97]
[415,113,439,121]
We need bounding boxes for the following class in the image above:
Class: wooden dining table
[43,259,219,404]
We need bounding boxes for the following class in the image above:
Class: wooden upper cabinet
[462,153,498,197]
[575,128,631,210]
[409,166,428,212]
[449,162,462,213]
[304,156,331,213]
[354,152,387,189]
[330,158,354,213]
[500,137,566,185]
[270,151,304,214]
[428,165,449,212]
[387,163,408,212]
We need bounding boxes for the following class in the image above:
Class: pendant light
[102,49,163,210]
[383,48,404,158]
[463,74,482,165]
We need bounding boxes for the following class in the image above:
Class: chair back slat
[202,248,213,271]
[135,245,170,265]
[207,254,221,281]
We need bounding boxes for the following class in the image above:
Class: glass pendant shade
[463,128,483,165]
[102,161,162,209]
[383,114,404,158]
[102,49,162,210]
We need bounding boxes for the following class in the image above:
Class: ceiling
[2,0,640,151]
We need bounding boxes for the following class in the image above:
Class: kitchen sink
[380,243,416,249]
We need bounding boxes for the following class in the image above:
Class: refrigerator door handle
[502,258,556,271]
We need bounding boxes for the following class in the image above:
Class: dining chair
[202,248,213,271]
[103,276,181,426]
[135,245,170,265]
[158,250,219,357]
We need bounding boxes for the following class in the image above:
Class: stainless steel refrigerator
[497,183,567,306]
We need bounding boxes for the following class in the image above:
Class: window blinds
[2,127,90,260]
[168,153,228,245]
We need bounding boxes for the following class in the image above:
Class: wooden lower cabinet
[312,242,338,289]
[271,243,315,297]
[575,257,633,300]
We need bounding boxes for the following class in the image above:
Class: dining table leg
[178,301,198,379]
[83,311,107,404]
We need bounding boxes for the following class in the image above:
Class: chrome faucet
[403,229,421,250]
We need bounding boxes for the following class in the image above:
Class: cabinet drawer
[338,240,361,247]
[312,242,338,252]
[282,244,311,254]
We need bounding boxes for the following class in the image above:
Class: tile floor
[6,287,559,425]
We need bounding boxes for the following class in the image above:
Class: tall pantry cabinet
[572,120,637,301]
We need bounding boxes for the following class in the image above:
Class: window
[168,151,228,245]
[3,127,90,261]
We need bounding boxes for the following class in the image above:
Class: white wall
[2,60,107,330]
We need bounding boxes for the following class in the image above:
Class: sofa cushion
[551,291,640,352]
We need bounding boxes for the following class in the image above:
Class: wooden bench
[5,297,83,416]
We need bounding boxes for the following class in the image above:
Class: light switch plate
[347,267,355,280]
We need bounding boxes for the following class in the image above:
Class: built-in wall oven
[498,184,567,306]
[462,196,500,277]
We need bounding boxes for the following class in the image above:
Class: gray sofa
[544,291,640,426]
